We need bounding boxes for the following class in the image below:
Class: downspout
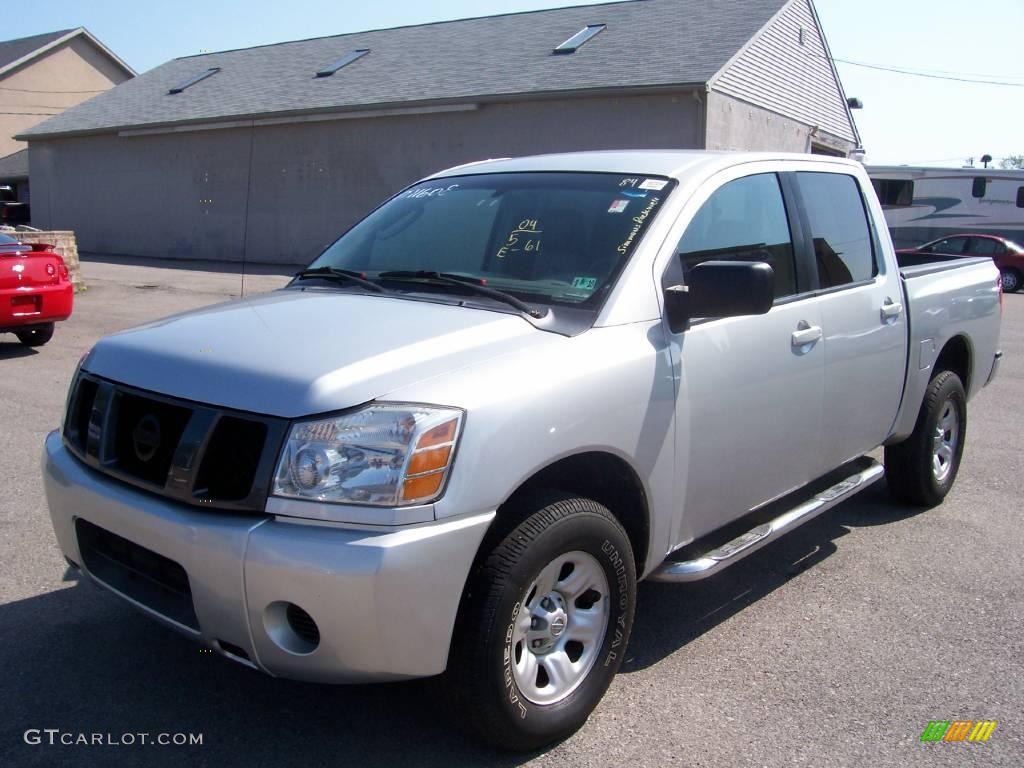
[806,124,820,154]
[692,86,709,149]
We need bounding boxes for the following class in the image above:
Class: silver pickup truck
[43,151,1002,751]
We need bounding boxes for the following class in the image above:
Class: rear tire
[884,370,966,507]
[449,492,636,752]
[15,322,54,347]
[1000,268,1021,293]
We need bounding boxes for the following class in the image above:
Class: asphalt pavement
[1,256,1021,767]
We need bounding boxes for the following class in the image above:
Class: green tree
[999,155,1024,169]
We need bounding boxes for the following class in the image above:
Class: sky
[6,0,1024,166]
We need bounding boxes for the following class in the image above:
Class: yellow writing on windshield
[496,219,543,258]
[616,197,660,255]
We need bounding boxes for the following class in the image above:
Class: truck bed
[896,251,992,277]
[886,254,1001,443]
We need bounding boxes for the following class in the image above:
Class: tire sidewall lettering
[601,539,629,613]
[600,539,630,666]
[503,607,528,720]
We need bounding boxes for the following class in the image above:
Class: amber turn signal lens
[401,471,444,502]
[417,418,458,448]
[407,446,452,475]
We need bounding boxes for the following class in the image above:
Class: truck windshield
[308,172,673,307]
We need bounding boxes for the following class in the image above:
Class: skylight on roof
[553,24,605,54]
[316,49,370,77]
[168,67,220,94]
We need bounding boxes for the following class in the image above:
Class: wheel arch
[933,334,972,393]
[487,451,651,578]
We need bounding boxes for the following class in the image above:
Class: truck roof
[428,150,862,182]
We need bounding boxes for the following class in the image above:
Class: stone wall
[14,231,84,291]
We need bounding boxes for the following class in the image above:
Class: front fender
[385,321,677,575]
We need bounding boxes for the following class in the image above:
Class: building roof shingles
[0,29,76,72]
[0,149,29,178]
[19,0,787,139]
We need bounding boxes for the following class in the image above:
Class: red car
[1,232,73,347]
[897,233,1024,293]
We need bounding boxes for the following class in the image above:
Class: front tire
[15,322,54,347]
[450,493,636,752]
[884,370,967,507]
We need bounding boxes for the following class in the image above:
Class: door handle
[791,324,823,347]
[880,299,903,322]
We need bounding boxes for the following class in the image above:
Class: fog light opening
[263,601,320,655]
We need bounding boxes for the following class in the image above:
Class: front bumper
[43,431,494,683]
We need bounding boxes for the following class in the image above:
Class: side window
[967,238,1000,256]
[1016,187,1024,208]
[674,173,797,299]
[871,178,914,207]
[926,237,968,254]
[972,177,987,198]
[794,172,877,289]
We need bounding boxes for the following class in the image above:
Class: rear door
[663,169,824,544]
[790,171,908,474]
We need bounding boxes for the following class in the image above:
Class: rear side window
[871,178,914,207]
[1016,187,1024,208]
[795,172,877,289]
[972,177,987,198]
[675,173,797,299]
[967,238,1003,256]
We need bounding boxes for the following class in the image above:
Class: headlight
[272,403,463,507]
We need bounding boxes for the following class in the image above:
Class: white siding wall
[711,0,855,144]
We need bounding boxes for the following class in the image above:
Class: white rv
[867,166,1024,250]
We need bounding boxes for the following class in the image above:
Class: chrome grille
[64,372,286,512]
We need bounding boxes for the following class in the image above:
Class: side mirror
[664,260,774,332]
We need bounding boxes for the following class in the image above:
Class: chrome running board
[649,459,884,583]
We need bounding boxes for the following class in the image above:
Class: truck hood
[83,290,544,418]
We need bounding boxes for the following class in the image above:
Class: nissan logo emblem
[133,414,161,463]
[550,615,566,637]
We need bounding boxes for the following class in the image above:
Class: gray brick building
[18,0,859,264]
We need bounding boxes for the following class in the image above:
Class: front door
[664,171,825,544]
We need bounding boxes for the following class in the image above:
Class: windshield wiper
[377,270,547,318]
[294,266,386,293]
